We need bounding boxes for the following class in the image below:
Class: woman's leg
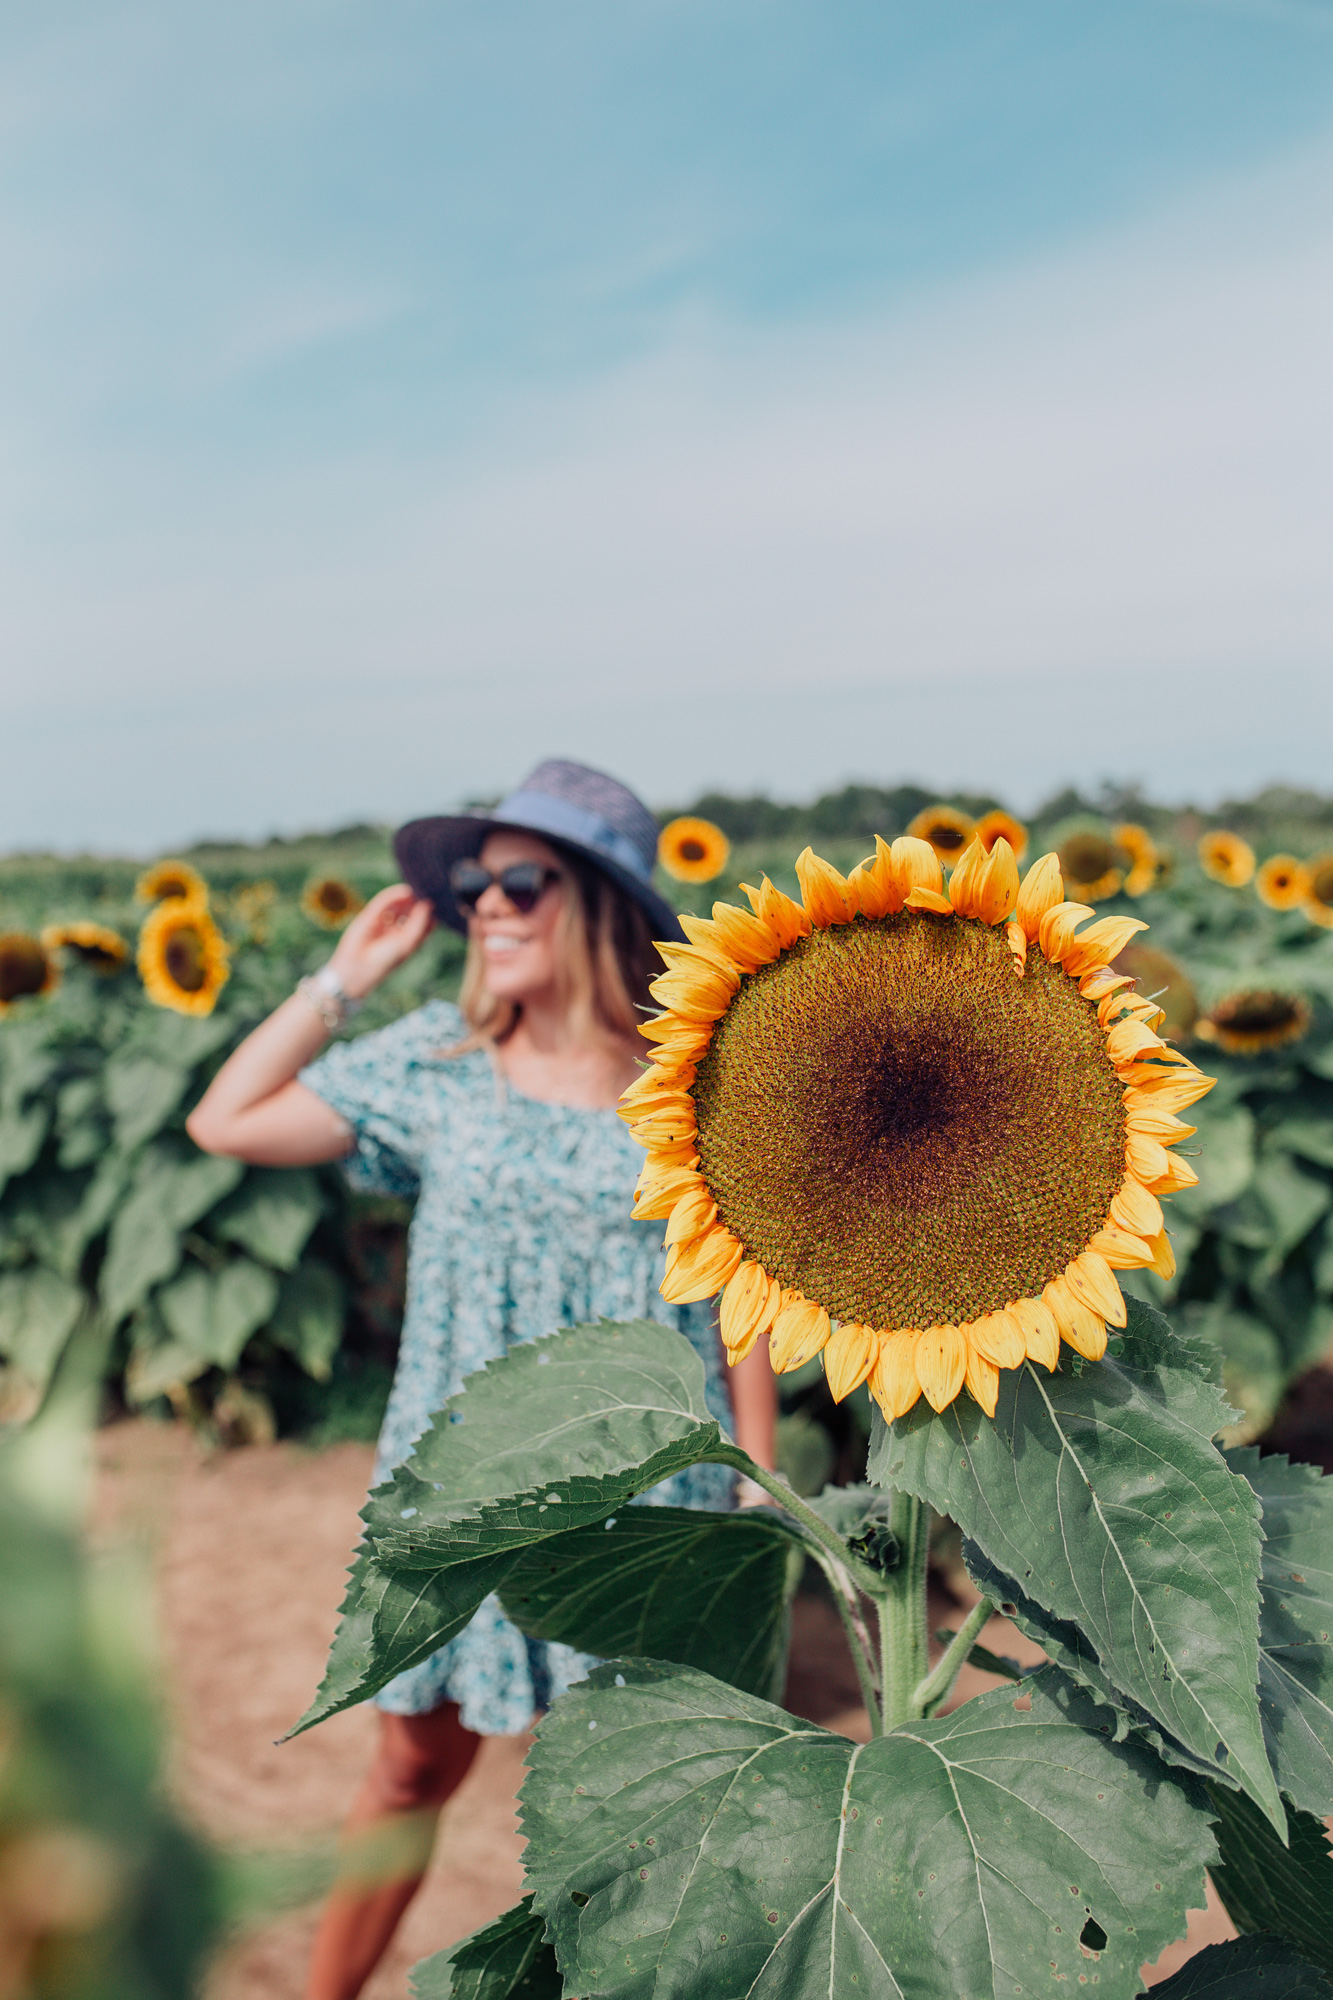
[305,1704,481,2000]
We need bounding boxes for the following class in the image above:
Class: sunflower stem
[876,1491,932,1733]
[813,1553,883,1732]
[707,1450,888,1599]
[911,1595,994,1718]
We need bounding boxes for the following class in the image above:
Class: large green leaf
[157,1258,279,1369]
[521,1661,1216,2000]
[265,1259,345,1379]
[0,1265,84,1388]
[1274,1115,1333,1173]
[1147,1933,1333,1998]
[1174,1103,1255,1218]
[99,1142,244,1324]
[869,1298,1281,1832]
[103,1053,191,1150]
[0,1101,49,1196]
[211,1167,324,1271]
[1227,1449,1333,1819]
[1208,1784,1333,1978]
[499,1506,802,1701]
[411,1899,560,2000]
[1253,1154,1331,1258]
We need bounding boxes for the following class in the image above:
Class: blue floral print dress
[301,1000,735,1734]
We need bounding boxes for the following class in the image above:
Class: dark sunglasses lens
[498,864,548,912]
[449,861,491,909]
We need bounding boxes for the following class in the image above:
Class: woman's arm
[186,885,436,1166]
[729,1340,779,1474]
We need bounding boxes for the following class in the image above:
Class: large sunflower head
[1195,987,1312,1056]
[1304,856,1333,930]
[1255,855,1310,912]
[1113,823,1159,897]
[622,834,1212,1423]
[657,817,731,885]
[135,859,208,907]
[137,902,230,1016]
[1110,941,1197,1042]
[1198,830,1255,888]
[301,876,365,929]
[1058,830,1123,903]
[906,803,975,866]
[40,921,129,975]
[0,934,59,1013]
[975,809,1029,866]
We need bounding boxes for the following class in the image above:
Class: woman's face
[469,829,568,1003]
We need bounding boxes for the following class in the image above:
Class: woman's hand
[330,885,437,1001]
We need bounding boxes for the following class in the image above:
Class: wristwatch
[296,962,363,1032]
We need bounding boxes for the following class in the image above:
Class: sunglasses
[448,859,564,915]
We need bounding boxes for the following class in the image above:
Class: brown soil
[91,1419,1232,1998]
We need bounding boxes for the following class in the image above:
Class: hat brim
[394,814,686,946]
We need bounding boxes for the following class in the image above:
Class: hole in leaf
[571,1891,589,1907]
[1012,1693,1032,1712]
[1001,1602,1018,1617]
[1080,1918,1107,1952]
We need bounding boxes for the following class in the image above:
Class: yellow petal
[768,1292,831,1372]
[1005,919,1028,976]
[663,1184,718,1248]
[1104,1018,1164,1066]
[618,1086,695,1131]
[904,887,954,915]
[947,837,989,918]
[620,1064,687,1104]
[638,1012,713,1055]
[626,1106,698,1155]
[914,1324,967,1412]
[963,1345,1000,1417]
[1061,915,1148,979]
[869,1331,923,1422]
[709,900,780,974]
[740,877,811,952]
[1127,1070,1215,1114]
[1126,1131,1172,1184]
[633,1163,704,1220]
[1148,1228,1177,1281]
[1065,1251,1127,1327]
[1010,1295,1060,1371]
[1037,901,1097,964]
[977,838,1020,925]
[967,1308,1026,1370]
[1124,1100,1196,1144]
[1080,968,1134,1002]
[720,1261,781,1359]
[848,835,903,919]
[1109,1179,1164,1238]
[890,836,944,900]
[1043,1276,1108,1361]
[795,848,857,927]
[648,965,736,1022]
[1014,853,1064,941]
[824,1322,877,1402]
[1147,1152,1200,1194]
[1088,1225,1154,1269]
[661,1226,743,1303]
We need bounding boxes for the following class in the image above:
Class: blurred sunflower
[1196,988,1312,1056]
[1114,823,1159,897]
[1058,830,1123,903]
[1304,856,1333,930]
[975,809,1029,865]
[1255,855,1309,911]
[905,803,975,865]
[135,859,208,907]
[301,876,365,929]
[0,934,59,1014]
[138,902,230,1015]
[657,817,731,884]
[623,834,1210,1423]
[231,881,278,939]
[40,921,128,974]
[1110,941,1197,1043]
[1198,830,1255,888]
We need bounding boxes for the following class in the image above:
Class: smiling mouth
[483,934,527,954]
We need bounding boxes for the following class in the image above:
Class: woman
[187,759,777,2000]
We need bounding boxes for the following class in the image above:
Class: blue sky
[3,0,1332,850]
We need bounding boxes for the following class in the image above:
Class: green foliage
[411,1899,559,2000]
[1148,1934,1333,1997]
[1208,1786,1333,1978]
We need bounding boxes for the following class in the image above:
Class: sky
[2,0,1331,853]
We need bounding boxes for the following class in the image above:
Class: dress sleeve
[300,1002,460,1198]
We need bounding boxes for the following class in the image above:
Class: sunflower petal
[709,900,780,973]
[1147,1151,1200,1193]
[740,877,811,952]
[869,1332,923,1421]
[1065,1251,1127,1327]
[796,848,857,927]
[1014,853,1064,942]
[967,1308,1026,1370]
[1010,1296,1060,1370]
[633,1163,704,1220]
[720,1261,781,1359]
[1043,1276,1108,1361]
[963,1345,1000,1417]
[914,1325,967,1411]
[1005,920,1028,976]
[661,1226,743,1303]
[977,838,1020,925]
[904,887,954,915]
[663,1184,718,1248]
[1148,1228,1177,1281]
[947,837,989,918]
[1088,1225,1155,1269]
[890,837,945,901]
[1037,901,1097,964]
[769,1293,831,1372]
[1109,1179,1164,1238]
[1062,915,1148,979]
[848,835,903,919]
[824,1322,877,1401]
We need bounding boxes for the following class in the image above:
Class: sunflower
[1255,855,1309,912]
[231,880,278,939]
[40,921,128,974]
[1058,830,1123,903]
[1198,830,1255,888]
[0,934,59,1014]
[657,817,731,885]
[905,804,975,866]
[135,858,208,907]
[1303,856,1333,930]
[622,835,1212,1423]
[301,876,365,929]
[975,809,1029,866]
[1114,823,1158,897]
[137,902,230,1015]
[1110,941,1197,1043]
[1195,988,1312,1056]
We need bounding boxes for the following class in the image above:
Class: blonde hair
[449,851,662,1055]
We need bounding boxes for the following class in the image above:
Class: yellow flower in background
[301,876,365,929]
[135,859,208,907]
[905,803,975,865]
[1255,855,1309,911]
[622,834,1212,1424]
[1114,823,1159,897]
[1110,941,1197,1043]
[1198,830,1255,888]
[40,921,129,974]
[1303,856,1333,930]
[231,881,278,939]
[1196,988,1312,1056]
[975,810,1029,866]
[657,817,731,884]
[1058,830,1123,903]
[138,902,230,1015]
[0,933,59,1013]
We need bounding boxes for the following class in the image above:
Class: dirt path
[92,1419,1232,1997]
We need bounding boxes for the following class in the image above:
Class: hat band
[494,789,651,883]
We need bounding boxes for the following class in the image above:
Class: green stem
[912,1595,994,1718]
[814,1553,883,1732]
[877,1491,932,1732]
[708,1448,887,1599]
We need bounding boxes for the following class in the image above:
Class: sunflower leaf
[210,1167,325,1272]
[498,1505,802,1702]
[103,1053,191,1151]
[520,1660,1216,2000]
[869,1295,1283,1834]
[156,1258,279,1371]
[410,1898,560,2000]
[0,1266,84,1390]
[1147,1934,1333,1998]
[1207,1783,1333,1977]
[264,1259,345,1380]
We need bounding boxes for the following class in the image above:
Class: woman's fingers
[334,886,436,995]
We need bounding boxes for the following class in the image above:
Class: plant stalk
[911,1595,994,1717]
[709,1449,888,1599]
[876,1490,932,1732]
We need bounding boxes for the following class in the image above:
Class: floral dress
[301,1000,735,1734]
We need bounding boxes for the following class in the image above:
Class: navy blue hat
[394,759,685,944]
